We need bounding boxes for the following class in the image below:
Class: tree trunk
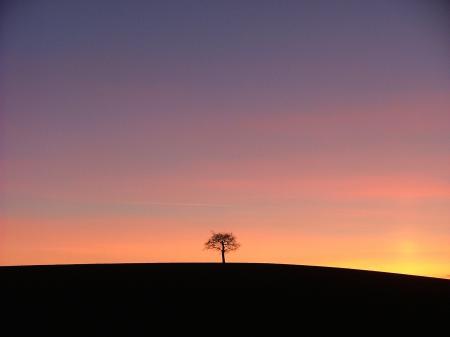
[221,242,226,263]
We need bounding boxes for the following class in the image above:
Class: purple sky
[1,0,449,277]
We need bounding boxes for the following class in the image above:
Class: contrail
[143,202,231,208]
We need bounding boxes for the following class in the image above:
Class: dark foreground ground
[2,263,449,335]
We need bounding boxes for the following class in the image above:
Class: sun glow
[397,240,418,255]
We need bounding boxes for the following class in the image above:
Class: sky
[1,0,449,278]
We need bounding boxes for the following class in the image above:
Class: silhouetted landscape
[2,263,449,292]
[3,262,449,334]
[3,0,450,334]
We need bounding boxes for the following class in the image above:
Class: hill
[1,262,449,290]
[2,263,449,334]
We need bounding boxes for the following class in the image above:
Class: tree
[204,232,240,263]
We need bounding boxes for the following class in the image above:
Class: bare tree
[205,232,240,263]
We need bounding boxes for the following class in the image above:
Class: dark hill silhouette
[2,263,449,335]
[2,262,449,291]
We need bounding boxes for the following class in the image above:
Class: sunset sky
[1,0,449,278]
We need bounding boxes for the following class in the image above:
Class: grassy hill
[2,263,449,334]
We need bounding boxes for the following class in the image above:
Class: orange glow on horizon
[2,217,449,279]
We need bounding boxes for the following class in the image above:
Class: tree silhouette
[205,232,240,263]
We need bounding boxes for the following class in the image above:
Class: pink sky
[1,1,449,278]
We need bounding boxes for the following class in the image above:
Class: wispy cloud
[142,202,231,208]
[0,197,232,219]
